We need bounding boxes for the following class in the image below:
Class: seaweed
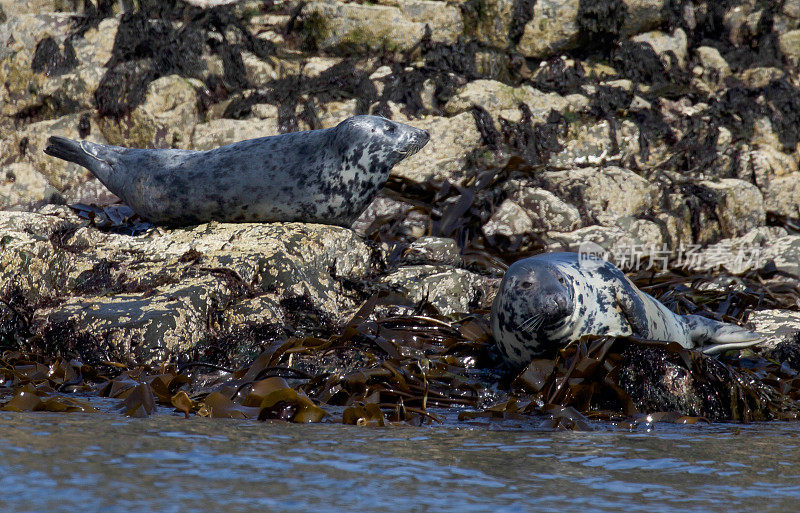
[611,40,669,85]
[223,59,377,132]
[577,0,627,52]
[531,57,586,95]
[509,0,536,47]
[31,37,79,77]
[3,262,800,425]
[85,1,276,117]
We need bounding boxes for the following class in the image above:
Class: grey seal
[491,252,762,368]
[44,115,429,227]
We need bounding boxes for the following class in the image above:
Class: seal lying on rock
[491,252,762,368]
[44,116,429,227]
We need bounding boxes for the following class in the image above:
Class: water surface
[0,411,798,513]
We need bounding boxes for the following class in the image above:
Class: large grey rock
[693,46,731,92]
[0,209,379,362]
[0,0,79,13]
[748,310,800,349]
[540,166,658,226]
[550,118,641,168]
[462,0,514,49]
[483,186,581,239]
[0,111,107,192]
[545,224,658,256]
[682,227,797,275]
[0,13,116,121]
[0,162,59,207]
[191,118,279,150]
[621,0,667,36]
[738,145,799,188]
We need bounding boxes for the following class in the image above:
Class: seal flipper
[683,314,762,354]
[615,286,651,337]
[44,136,119,186]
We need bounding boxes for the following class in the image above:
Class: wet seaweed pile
[3,261,800,428]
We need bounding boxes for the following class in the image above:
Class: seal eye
[557,276,566,285]
[521,281,533,289]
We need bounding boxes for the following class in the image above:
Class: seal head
[491,257,575,366]
[334,115,429,170]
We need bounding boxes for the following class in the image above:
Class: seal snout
[402,127,430,158]
[540,290,571,322]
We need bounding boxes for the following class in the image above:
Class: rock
[382,265,495,316]
[739,145,799,188]
[780,30,800,66]
[621,0,667,36]
[540,166,658,226]
[679,227,788,274]
[700,179,765,238]
[550,118,640,168]
[242,51,279,84]
[1,111,106,191]
[461,0,514,49]
[516,0,580,59]
[693,45,731,91]
[191,118,279,150]
[444,80,570,121]
[0,14,90,118]
[390,112,481,185]
[36,275,235,363]
[763,173,800,218]
[304,0,462,52]
[71,17,118,69]
[0,210,379,363]
[351,196,412,236]
[0,162,59,207]
[403,236,462,267]
[98,75,201,149]
[631,28,688,68]
[545,224,651,255]
[482,186,581,239]
[0,1,79,13]
[748,310,800,348]
[482,199,534,240]
[738,67,786,89]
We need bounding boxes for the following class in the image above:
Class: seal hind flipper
[684,314,762,353]
[44,136,118,185]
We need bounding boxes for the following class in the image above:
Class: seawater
[0,410,798,513]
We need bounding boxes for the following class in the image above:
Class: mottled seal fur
[44,116,429,227]
[491,252,762,368]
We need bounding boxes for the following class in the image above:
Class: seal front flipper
[614,284,650,337]
[44,136,120,186]
[683,314,762,354]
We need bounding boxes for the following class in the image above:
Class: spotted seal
[44,115,429,227]
[491,252,762,368]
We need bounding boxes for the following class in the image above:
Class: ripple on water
[0,414,798,513]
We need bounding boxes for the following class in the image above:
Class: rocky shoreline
[1,0,799,422]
